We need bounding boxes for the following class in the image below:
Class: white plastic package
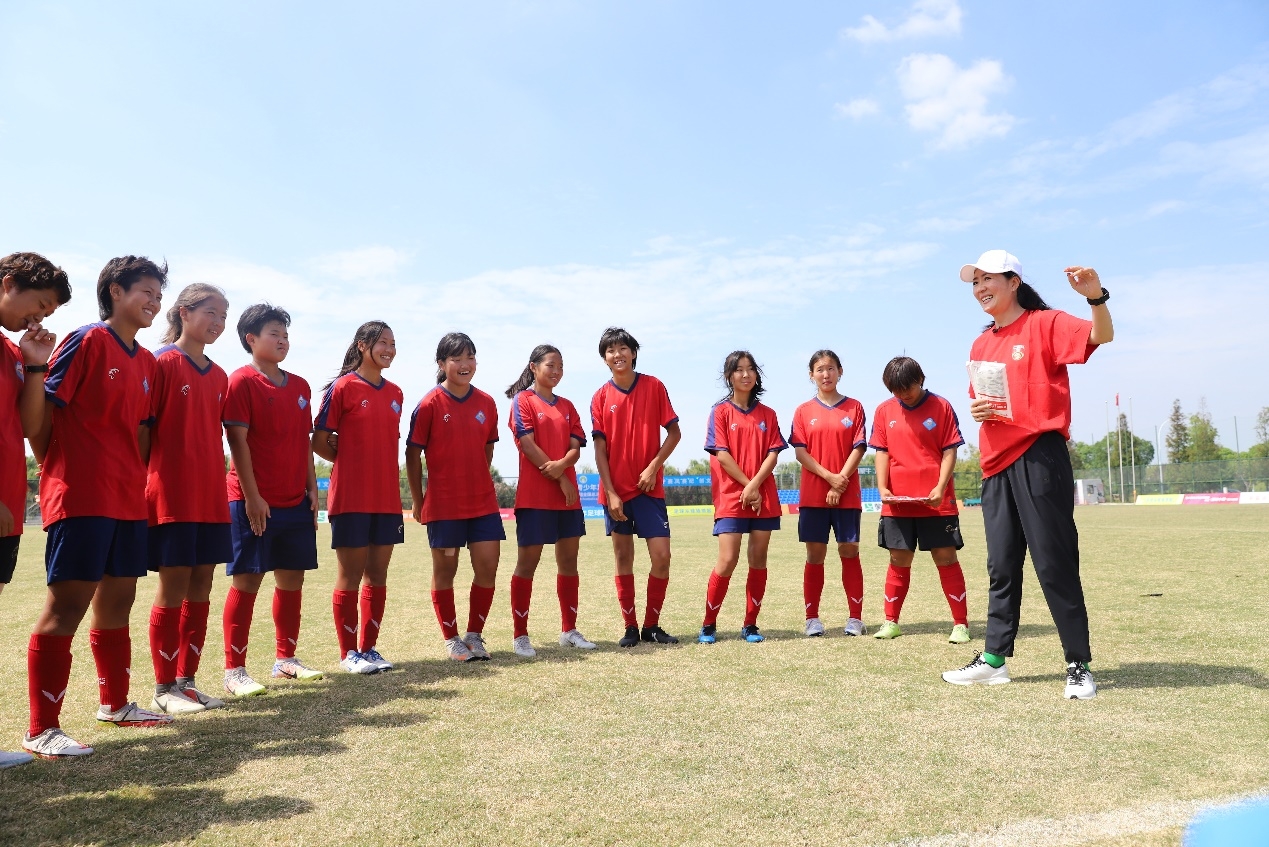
[966,360,1014,423]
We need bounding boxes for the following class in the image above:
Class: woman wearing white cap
[941,250,1112,699]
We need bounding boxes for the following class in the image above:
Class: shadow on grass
[1011,662,1269,690]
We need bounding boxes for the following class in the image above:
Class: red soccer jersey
[590,373,678,505]
[788,396,868,509]
[869,392,965,518]
[314,372,405,516]
[224,366,313,509]
[407,385,500,522]
[969,309,1095,478]
[705,399,787,520]
[508,389,586,511]
[146,345,231,525]
[40,323,157,527]
[0,337,27,535]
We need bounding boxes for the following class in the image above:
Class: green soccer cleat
[948,624,971,644]
[873,620,902,640]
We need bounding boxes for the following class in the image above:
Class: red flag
[1115,393,1120,407]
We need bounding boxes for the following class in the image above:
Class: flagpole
[1116,394,1125,504]
[1129,397,1138,501]
[1105,402,1113,502]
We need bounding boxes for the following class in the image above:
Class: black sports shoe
[618,626,640,648]
[640,626,679,644]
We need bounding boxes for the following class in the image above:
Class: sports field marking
[890,791,1268,846]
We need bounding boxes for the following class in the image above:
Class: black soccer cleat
[618,626,640,648]
[640,626,679,645]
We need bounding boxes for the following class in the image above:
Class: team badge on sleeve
[143,377,150,393]
[391,400,402,415]
[298,396,308,409]
[759,421,767,432]
[841,416,853,427]
[923,418,937,430]
[475,410,486,424]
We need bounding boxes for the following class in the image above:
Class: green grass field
[0,506,1266,846]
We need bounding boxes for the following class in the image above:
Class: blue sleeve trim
[223,419,249,428]
[406,439,426,450]
[663,416,680,429]
[943,440,966,451]
[44,326,88,403]
[870,445,889,452]
[789,440,807,448]
[313,384,337,431]
[591,430,606,441]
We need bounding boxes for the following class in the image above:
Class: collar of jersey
[608,373,640,395]
[727,398,758,415]
[352,372,385,390]
[251,365,288,388]
[812,394,849,411]
[531,388,559,406]
[439,384,474,403]
[158,344,214,376]
[96,322,139,358]
[899,390,930,411]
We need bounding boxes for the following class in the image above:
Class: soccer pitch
[0,507,1266,846]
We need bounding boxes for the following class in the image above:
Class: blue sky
[3,1,1268,473]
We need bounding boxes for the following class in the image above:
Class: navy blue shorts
[0,536,20,584]
[148,522,233,570]
[426,513,506,548]
[797,507,862,545]
[878,515,964,552]
[603,495,670,538]
[713,516,781,536]
[330,512,405,549]
[46,517,148,584]
[515,508,586,547]
[227,501,319,575]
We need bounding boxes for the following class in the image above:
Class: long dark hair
[162,283,227,345]
[435,332,476,384]
[506,344,561,398]
[325,320,391,391]
[808,349,842,372]
[721,350,764,406]
[984,271,1050,331]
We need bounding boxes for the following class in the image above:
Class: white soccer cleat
[0,750,34,769]
[843,618,866,637]
[176,678,226,710]
[362,648,394,671]
[224,666,267,697]
[804,617,825,637]
[271,657,325,681]
[151,686,207,715]
[559,629,597,650]
[1064,662,1097,700]
[942,653,1012,686]
[463,632,491,660]
[445,637,476,662]
[339,650,379,675]
[23,728,93,759]
[96,702,175,727]
[512,635,537,658]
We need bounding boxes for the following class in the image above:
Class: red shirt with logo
[224,366,313,509]
[406,385,499,522]
[508,389,586,511]
[589,373,678,505]
[969,309,1095,478]
[0,337,28,535]
[146,345,231,525]
[315,372,405,516]
[40,323,157,526]
[705,399,787,519]
[869,391,964,518]
[788,396,868,509]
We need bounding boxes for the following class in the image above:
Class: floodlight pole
[1155,424,1164,492]
[1129,397,1138,501]
[1105,402,1113,502]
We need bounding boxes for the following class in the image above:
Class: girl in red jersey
[405,332,503,662]
[698,351,787,645]
[788,350,869,637]
[145,284,233,715]
[505,345,593,658]
[313,321,405,675]
[941,251,1112,700]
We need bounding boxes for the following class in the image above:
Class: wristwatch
[1086,287,1110,306]
[24,364,48,373]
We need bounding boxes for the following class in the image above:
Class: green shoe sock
[982,651,1006,668]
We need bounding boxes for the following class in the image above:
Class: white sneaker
[559,629,597,650]
[176,678,226,710]
[844,618,866,636]
[96,702,174,727]
[22,728,93,759]
[942,653,1012,686]
[271,657,325,680]
[1064,662,1097,700]
[445,636,476,662]
[0,750,34,769]
[463,631,490,660]
[224,666,267,697]
[362,648,394,671]
[512,635,537,658]
[151,686,206,715]
[804,617,825,637]
[340,650,379,674]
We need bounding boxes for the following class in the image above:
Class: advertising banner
[1136,494,1184,505]
[1238,492,1269,505]
[1182,493,1241,505]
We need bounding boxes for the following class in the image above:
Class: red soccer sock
[937,562,969,626]
[643,574,669,629]
[27,633,73,737]
[510,575,533,638]
[332,589,359,657]
[803,562,825,620]
[468,584,496,634]
[431,588,459,640]
[883,565,913,623]
[89,627,132,712]
[359,584,387,653]
[148,605,181,686]
[615,573,637,628]
[744,568,768,628]
[841,555,864,619]
[273,588,302,660]
[223,586,257,669]
[176,600,210,680]
[557,574,579,633]
[703,571,730,627]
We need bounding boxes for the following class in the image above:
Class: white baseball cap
[959,249,1023,282]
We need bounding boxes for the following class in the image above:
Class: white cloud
[309,245,413,281]
[835,98,881,120]
[897,53,1014,149]
[842,0,962,43]
[1156,127,1269,187]
[913,215,979,233]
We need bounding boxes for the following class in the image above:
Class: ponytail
[435,332,477,384]
[162,283,227,345]
[324,320,390,391]
[983,272,1051,331]
[505,344,562,398]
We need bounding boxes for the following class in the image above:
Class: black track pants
[981,431,1091,664]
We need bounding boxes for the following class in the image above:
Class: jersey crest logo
[923,418,936,430]
[361,399,369,408]
[759,421,767,432]
[841,416,852,427]
[610,404,618,413]
[14,362,24,382]
[181,384,191,396]
[730,423,738,430]
[443,413,452,422]
[537,412,546,421]
[1012,344,1025,360]
[298,396,308,409]
[889,420,896,428]
[108,368,120,380]
[143,377,150,393]
[809,418,817,426]
[475,410,486,424]
[391,400,401,414]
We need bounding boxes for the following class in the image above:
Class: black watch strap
[1086,287,1110,306]
[24,364,49,373]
